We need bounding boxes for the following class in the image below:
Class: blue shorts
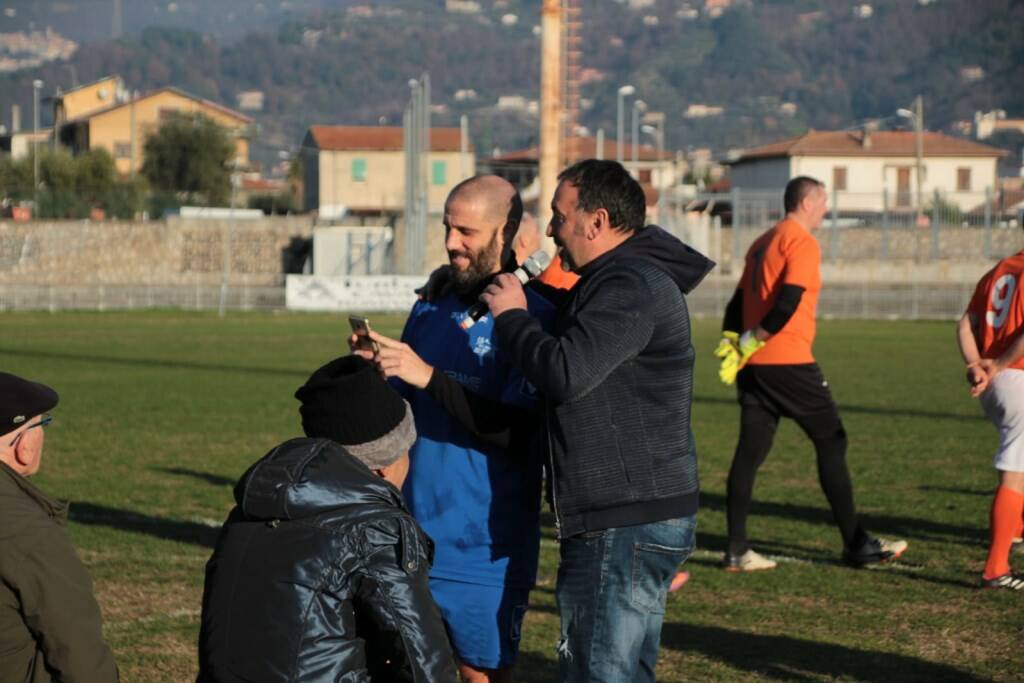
[429,577,530,670]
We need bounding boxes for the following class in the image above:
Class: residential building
[728,130,1006,211]
[53,75,253,175]
[445,0,481,13]
[300,125,474,219]
[0,129,51,160]
[975,110,1024,140]
[236,90,265,112]
[482,135,682,215]
[684,104,724,118]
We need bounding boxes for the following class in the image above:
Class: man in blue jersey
[392,175,553,683]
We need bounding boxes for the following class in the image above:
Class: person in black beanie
[198,356,457,683]
[0,372,119,683]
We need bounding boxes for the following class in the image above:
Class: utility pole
[631,99,646,170]
[539,0,562,240]
[913,94,924,224]
[616,85,634,164]
[32,79,43,216]
[112,0,123,39]
[403,74,430,274]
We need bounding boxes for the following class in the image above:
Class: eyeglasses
[8,414,53,448]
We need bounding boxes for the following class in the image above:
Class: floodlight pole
[616,85,634,164]
[33,79,43,215]
[219,162,241,318]
[631,99,646,169]
[913,95,924,223]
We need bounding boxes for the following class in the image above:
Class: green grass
[2,311,1021,681]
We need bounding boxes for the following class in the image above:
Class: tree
[141,112,234,208]
[0,148,145,219]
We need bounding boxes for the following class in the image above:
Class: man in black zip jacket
[481,159,714,683]
[198,356,457,682]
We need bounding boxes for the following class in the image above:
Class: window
[957,167,971,192]
[432,160,447,186]
[158,107,181,122]
[113,142,132,159]
[352,158,367,182]
[832,166,847,191]
[638,169,652,183]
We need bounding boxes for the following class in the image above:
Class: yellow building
[55,75,253,175]
[301,125,475,218]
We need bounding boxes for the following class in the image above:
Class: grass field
[2,310,1021,681]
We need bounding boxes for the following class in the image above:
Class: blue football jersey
[395,289,553,588]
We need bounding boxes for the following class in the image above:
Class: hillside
[1,0,1021,172]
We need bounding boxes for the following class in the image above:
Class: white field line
[688,548,924,571]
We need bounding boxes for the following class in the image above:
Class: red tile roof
[493,136,672,163]
[307,125,469,152]
[735,130,1006,162]
[241,177,287,192]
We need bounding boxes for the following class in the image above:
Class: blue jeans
[555,516,696,683]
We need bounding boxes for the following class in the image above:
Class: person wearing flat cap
[0,372,119,682]
[197,355,457,682]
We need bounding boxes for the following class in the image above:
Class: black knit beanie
[294,356,416,469]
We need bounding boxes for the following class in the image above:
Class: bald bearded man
[387,176,554,682]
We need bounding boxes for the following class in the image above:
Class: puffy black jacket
[197,438,457,682]
[495,226,714,538]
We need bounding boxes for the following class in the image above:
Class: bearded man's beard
[450,229,501,294]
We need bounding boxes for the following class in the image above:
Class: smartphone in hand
[349,315,380,354]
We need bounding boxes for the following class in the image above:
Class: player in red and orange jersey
[958,248,1024,590]
[537,253,580,291]
[717,176,907,572]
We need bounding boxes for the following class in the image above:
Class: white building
[728,130,1006,211]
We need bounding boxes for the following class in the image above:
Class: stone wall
[0,216,314,286]
[2,216,1021,289]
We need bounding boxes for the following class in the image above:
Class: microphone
[460,250,552,330]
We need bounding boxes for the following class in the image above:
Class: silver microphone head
[520,250,552,279]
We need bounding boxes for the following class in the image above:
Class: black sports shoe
[981,572,1024,590]
[842,537,908,567]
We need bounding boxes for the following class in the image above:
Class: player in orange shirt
[958,248,1024,589]
[718,176,907,571]
[537,253,580,290]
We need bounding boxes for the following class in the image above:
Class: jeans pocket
[631,542,689,614]
[576,528,607,541]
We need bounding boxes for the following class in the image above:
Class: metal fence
[660,188,1024,269]
[2,185,1021,319]
[0,283,286,312]
[686,277,976,321]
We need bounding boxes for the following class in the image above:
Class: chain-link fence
[662,188,1023,272]
[656,187,1023,319]
[2,185,1021,318]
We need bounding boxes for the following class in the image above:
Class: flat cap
[0,372,59,436]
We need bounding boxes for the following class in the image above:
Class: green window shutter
[432,160,447,186]
[352,158,367,182]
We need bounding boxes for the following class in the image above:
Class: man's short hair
[447,175,523,239]
[558,160,646,233]
[784,176,825,213]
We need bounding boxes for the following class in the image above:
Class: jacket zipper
[546,401,562,537]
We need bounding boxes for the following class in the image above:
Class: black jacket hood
[234,437,404,521]
[582,224,715,295]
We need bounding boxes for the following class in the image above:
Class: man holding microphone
[476,159,712,682]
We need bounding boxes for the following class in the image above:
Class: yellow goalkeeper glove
[715,331,742,385]
[737,330,765,365]
[716,330,766,385]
